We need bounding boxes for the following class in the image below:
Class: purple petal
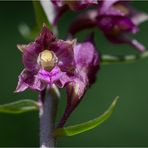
[50,39,75,72]
[15,69,45,92]
[127,38,145,52]
[71,39,100,100]
[22,43,42,71]
[74,41,100,84]
[51,0,65,7]
[97,15,138,34]
[131,12,148,26]
[67,0,98,11]
[38,66,75,88]
[35,25,56,48]
[99,0,120,12]
[22,26,56,71]
[51,0,64,7]
[38,66,64,86]
[15,69,29,92]
[51,0,98,11]
[99,0,126,16]
[105,33,145,52]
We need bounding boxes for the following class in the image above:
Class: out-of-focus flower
[51,0,98,11]
[69,0,148,52]
[96,0,148,52]
[39,0,98,25]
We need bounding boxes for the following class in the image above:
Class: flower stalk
[39,86,59,148]
[101,50,148,64]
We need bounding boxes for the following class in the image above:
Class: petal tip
[17,44,27,53]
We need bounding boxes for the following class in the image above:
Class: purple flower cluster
[49,0,148,52]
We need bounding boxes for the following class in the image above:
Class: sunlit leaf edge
[0,99,39,114]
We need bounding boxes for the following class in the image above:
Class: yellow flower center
[37,50,58,71]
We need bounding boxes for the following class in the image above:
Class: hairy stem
[39,87,59,148]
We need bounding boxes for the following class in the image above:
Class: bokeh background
[0,1,148,147]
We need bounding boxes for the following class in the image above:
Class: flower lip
[37,49,58,71]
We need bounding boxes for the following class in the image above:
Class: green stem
[101,50,148,64]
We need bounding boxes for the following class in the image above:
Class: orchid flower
[16,25,75,92]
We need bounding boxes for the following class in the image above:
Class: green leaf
[0,99,39,114]
[32,1,51,28]
[53,96,119,137]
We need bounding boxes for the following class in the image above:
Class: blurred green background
[0,1,148,147]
